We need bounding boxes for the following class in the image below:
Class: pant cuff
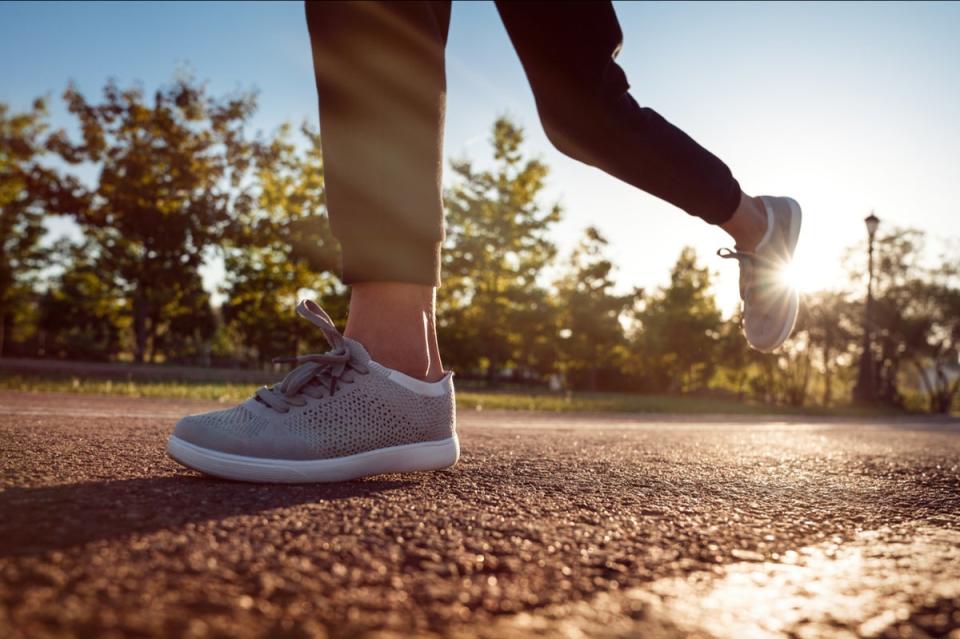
[707,174,743,226]
[339,234,442,287]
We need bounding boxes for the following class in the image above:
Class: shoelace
[718,247,756,301]
[717,247,782,301]
[254,300,369,413]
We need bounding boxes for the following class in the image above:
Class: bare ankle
[344,282,445,382]
[352,339,440,381]
[721,192,768,250]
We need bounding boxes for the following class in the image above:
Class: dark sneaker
[719,195,802,352]
[167,300,459,483]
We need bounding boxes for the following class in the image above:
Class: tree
[554,227,639,390]
[0,100,85,355]
[631,247,722,392]
[909,278,960,413]
[46,76,259,362]
[715,313,753,400]
[37,240,127,360]
[439,118,561,383]
[803,290,856,407]
[865,229,929,405]
[221,123,344,364]
[845,227,960,412]
[152,270,217,365]
[776,307,814,407]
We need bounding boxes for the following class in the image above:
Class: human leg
[496,1,800,350]
[305,1,450,379]
[495,0,773,251]
[345,282,444,381]
[164,2,461,483]
[495,1,746,227]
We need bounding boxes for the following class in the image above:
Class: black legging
[305,1,742,287]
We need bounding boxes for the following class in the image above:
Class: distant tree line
[1,76,958,412]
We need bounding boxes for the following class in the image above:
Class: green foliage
[156,272,217,364]
[839,226,960,413]
[802,290,856,407]
[221,123,345,364]
[714,314,753,400]
[46,76,259,362]
[903,269,960,413]
[631,246,722,392]
[554,227,639,390]
[1,80,956,416]
[0,100,84,355]
[865,229,929,405]
[37,240,127,360]
[439,118,561,382]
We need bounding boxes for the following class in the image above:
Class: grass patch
[0,373,909,417]
[455,390,904,416]
[0,375,253,403]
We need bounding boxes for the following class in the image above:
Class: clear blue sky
[3,1,958,312]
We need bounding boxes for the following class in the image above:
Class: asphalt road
[1,391,959,639]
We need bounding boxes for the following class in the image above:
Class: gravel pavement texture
[1,391,959,639]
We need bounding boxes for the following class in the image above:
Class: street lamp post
[854,213,880,403]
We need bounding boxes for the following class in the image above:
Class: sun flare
[778,253,837,294]
[778,261,804,291]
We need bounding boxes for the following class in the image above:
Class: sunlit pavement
[1,391,958,639]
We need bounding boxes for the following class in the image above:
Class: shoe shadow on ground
[0,474,413,558]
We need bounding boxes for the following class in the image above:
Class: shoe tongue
[343,337,372,364]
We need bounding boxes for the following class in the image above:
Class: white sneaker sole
[167,434,460,483]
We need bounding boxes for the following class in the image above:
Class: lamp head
[864,213,880,239]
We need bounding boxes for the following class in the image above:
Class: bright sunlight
[778,251,837,293]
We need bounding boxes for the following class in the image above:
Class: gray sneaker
[719,195,802,352]
[167,300,459,483]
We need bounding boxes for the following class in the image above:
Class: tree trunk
[147,310,163,364]
[486,359,498,388]
[933,366,951,414]
[0,294,7,357]
[946,378,960,415]
[822,347,832,407]
[148,323,159,364]
[798,356,811,407]
[133,291,147,364]
[913,361,935,413]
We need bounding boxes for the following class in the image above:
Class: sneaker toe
[170,407,316,461]
[171,413,245,455]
